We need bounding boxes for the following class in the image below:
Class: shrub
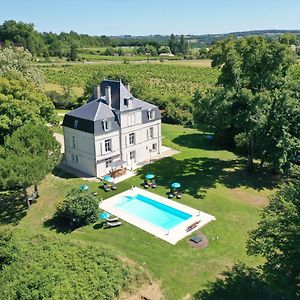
[0,234,132,299]
[0,226,18,270]
[57,189,98,227]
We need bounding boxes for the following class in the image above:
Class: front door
[105,157,112,174]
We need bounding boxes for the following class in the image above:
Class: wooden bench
[186,220,200,232]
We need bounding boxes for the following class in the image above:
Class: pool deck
[99,187,216,245]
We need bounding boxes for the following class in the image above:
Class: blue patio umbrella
[103,175,113,182]
[79,184,89,191]
[99,212,110,220]
[145,173,155,180]
[171,182,181,189]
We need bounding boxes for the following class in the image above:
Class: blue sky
[1,0,299,35]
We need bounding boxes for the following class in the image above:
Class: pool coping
[99,187,216,245]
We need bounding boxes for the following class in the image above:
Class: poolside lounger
[105,221,122,228]
[107,217,119,222]
[186,220,200,232]
[144,180,149,188]
[111,183,117,190]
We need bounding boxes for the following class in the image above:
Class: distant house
[62,80,162,177]
[159,52,174,57]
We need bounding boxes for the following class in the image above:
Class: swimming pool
[115,194,192,230]
[99,187,215,244]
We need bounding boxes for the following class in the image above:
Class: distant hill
[115,30,300,47]
[1,19,299,58]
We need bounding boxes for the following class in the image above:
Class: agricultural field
[43,62,300,125]
[42,63,219,124]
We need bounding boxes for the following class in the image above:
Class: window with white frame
[75,155,79,163]
[104,139,112,152]
[103,120,111,131]
[129,133,135,145]
[71,153,75,161]
[130,151,136,161]
[147,109,155,120]
[124,98,133,108]
[152,143,157,151]
[128,114,135,126]
[105,157,112,168]
[74,119,78,129]
[71,136,76,149]
[149,127,154,138]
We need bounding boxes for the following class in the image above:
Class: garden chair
[176,191,182,199]
[152,179,157,188]
[144,179,149,188]
[103,184,111,192]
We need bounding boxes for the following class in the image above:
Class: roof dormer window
[124,97,133,108]
[147,109,155,120]
[74,119,79,129]
[103,120,111,131]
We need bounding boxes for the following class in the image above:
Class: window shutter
[101,141,105,154]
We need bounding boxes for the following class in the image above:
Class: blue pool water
[115,194,192,230]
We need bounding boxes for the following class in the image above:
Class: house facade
[62,80,162,177]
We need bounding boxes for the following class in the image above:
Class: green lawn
[2,124,277,299]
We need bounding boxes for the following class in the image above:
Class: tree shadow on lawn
[44,217,106,233]
[138,156,278,199]
[93,222,105,230]
[43,213,75,234]
[52,167,78,179]
[0,190,28,225]
[172,133,222,151]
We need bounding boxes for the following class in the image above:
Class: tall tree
[179,35,188,54]
[0,76,57,143]
[0,124,61,195]
[247,178,300,299]
[168,33,178,54]
[69,44,78,61]
[0,47,45,85]
[193,37,299,173]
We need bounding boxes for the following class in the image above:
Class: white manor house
[62,80,162,177]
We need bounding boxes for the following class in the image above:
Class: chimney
[105,86,111,107]
[126,83,130,92]
[94,85,100,99]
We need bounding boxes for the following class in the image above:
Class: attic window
[147,109,155,120]
[124,97,133,108]
[103,120,111,131]
[74,119,78,129]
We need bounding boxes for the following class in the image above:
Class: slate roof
[63,80,160,134]
[67,99,115,121]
